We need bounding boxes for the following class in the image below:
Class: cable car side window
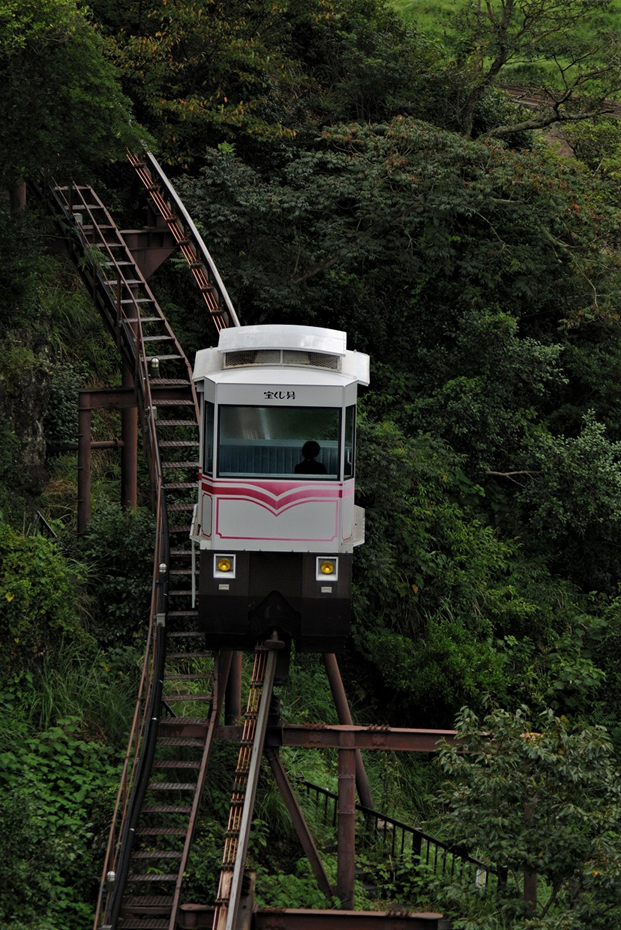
[204,401,214,475]
[218,406,341,479]
[344,404,355,478]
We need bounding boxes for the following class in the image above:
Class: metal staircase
[40,179,223,930]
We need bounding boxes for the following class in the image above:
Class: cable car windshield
[218,405,341,479]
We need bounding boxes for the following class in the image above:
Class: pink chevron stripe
[201,481,353,515]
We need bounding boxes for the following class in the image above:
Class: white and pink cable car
[190,324,370,652]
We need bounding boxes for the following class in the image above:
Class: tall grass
[24,640,138,744]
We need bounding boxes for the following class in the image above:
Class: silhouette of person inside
[294,440,327,475]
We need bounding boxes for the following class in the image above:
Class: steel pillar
[225,652,242,724]
[337,732,357,910]
[216,651,234,719]
[76,388,138,533]
[323,654,375,810]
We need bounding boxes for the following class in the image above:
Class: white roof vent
[223,348,340,370]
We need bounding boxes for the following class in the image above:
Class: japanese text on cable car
[263,390,296,400]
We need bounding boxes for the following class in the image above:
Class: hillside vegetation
[2,0,621,926]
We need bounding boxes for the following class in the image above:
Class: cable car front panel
[191,325,369,651]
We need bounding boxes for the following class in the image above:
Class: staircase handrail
[297,778,507,888]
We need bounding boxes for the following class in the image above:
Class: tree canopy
[0,0,146,191]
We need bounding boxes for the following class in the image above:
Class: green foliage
[435,706,621,928]
[256,857,337,909]
[353,417,521,721]
[90,0,430,163]
[3,640,137,743]
[43,362,83,448]
[0,786,63,930]
[179,120,618,387]
[0,719,121,929]
[519,412,621,592]
[0,522,89,677]
[0,0,147,189]
[0,205,40,327]
[427,0,621,137]
[73,503,155,648]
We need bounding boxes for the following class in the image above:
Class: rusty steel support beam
[216,651,234,720]
[263,724,458,753]
[337,733,356,909]
[78,387,137,410]
[121,360,138,510]
[225,651,242,724]
[323,654,375,811]
[265,747,335,903]
[49,440,125,452]
[76,388,138,532]
[121,226,177,280]
[77,398,92,535]
[254,910,448,930]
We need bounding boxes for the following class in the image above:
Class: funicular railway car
[191,324,370,652]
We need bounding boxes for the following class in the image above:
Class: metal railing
[297,779,508,892]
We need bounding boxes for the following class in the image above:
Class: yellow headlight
[216,557,233,573]
[320,560,336,575]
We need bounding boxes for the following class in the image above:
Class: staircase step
[157,420,197,427]
[163,462,199,469]
[128,873,178,883]
[119,920,170,929]
[141,804,193,813]
[162,693,212,702]
[155,399,195,406]
[159,440,199,448]
[165,673,211,681]
[146,783,197,792]
[159,718,210,738]
[124,895,174,910]
[153,760,201,769]
[156,737,205,748]
[151,379,192,386]
[133,850,183,860]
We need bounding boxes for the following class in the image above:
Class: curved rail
[127,149,240,331]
